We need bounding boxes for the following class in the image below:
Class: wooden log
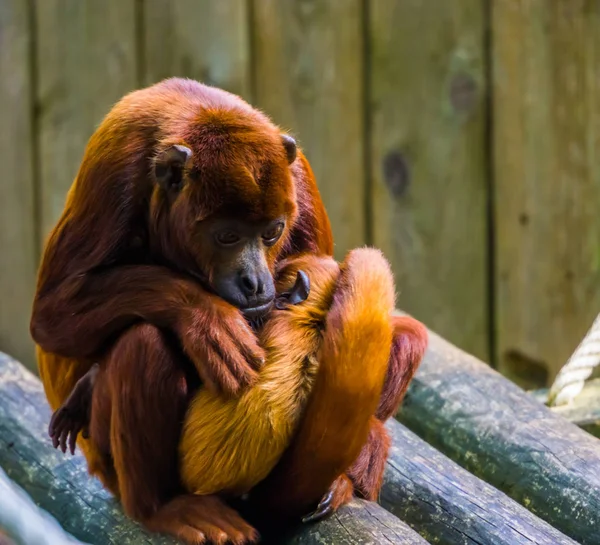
[0,467,86,545]
[397,325,600,545]
[0,352,426,545]
[382,419,577,545]
[531,379,600,438]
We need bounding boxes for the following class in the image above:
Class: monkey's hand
[275,271,310,310]
[49,363,98,455]
[178,296,265,397]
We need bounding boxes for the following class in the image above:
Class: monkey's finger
[228,319,265,371]
[49,408,68,436]
[68,428,78,455]
[213,334,259,388]
[81,426,90,439]
[206,339,249,396]
[59,428,69,454]
[199,340,240,396]
[287,270,310,305]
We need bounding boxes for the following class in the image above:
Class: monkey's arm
[31,265,264,395]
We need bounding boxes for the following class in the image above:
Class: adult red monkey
[32,78,427,544]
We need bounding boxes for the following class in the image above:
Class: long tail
[252,247,396,519]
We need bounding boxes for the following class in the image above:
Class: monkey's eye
[215,230,241,247]
[262,223,284,246]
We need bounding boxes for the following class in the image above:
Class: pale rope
[547,313,600,407]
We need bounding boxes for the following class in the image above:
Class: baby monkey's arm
[48,363,99,454]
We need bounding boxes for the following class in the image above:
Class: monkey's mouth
[241,300,273,320]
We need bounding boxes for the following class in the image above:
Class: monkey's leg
[102,323,257,545]
[375,315,428,421]
[345,418,391,501]
[345,314,428,501]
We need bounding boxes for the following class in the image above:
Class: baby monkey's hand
[274,270,310,310]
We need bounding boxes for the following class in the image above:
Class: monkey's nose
[239,272,263,297]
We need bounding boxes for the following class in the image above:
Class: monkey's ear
[281,134,297,164]
[154,144,193,191]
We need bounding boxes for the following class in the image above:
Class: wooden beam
[0,0,37,370]
[143,0,251,101]
[492,0,600,387]
[0,467,86,545]
[35,0,138,241]
[397,323,600,545]
[0,352,426,545]
[252,0,367,259]
[383,419,576,545]
[368,0,489,361]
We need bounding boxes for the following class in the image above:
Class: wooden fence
[1,0,599,389]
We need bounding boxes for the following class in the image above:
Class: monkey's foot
[301,474,354,523]
[49,363,99,455]
[145,494,259,545]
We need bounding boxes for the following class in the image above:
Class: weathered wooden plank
[493,0,600,386]
[382,419,576,545]
[531,378,600,438]
[397,321,600,545]
[252,0,366,259]
[0,0,37,370]
[143,0,251,99]
[369,1,489,360]
[0,467,86,545]
[35,0,138,240]
[0,352,426,545]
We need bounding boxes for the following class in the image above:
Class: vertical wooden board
[369,1,488,359]
[143,0,251,100]
[252,0,366,259]
[0,0,36,369]
[493,1,600,386]
[36,0,138,240]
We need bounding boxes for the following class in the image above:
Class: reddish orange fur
[31,77,427,544]
[249,249,426,523]
[31,78,332,542]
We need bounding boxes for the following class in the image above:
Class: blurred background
[1,0,598,390]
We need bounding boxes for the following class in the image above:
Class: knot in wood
[383,151,410,198]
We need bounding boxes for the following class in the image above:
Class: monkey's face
[198,215,286,318]
[149,127,298,320]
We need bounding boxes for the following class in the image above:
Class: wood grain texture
[0,352,427,545]
[252,0,366,259]
[369,2,489,360]
[35,0,138,241]
[382,419,576,545]
[143,0,251,99]
[0,466,86,545]
[397,319,600,545]
[0,0,37,370]
[493,1,600,385]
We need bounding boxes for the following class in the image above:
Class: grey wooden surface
[398,323,600,545]
[0,352,426,545]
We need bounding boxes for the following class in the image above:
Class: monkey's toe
[146,494,259,545]
[302,474,354,524]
